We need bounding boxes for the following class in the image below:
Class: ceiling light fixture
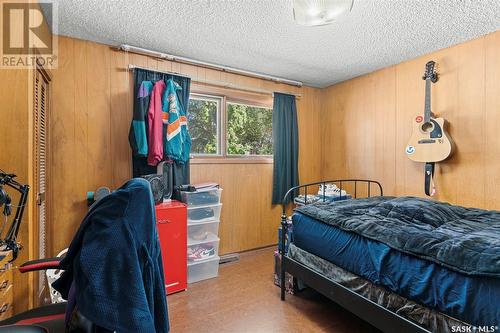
[293,0,354,26]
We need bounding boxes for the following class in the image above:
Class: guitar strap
[425,162,436,196]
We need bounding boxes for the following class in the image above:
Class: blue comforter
[292,212,500,326]
[295,196,500,277]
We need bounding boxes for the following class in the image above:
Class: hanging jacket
[52,178,170,333]
[162,79,191,163]
[180,96,192,164]
[129,80,153,157]
[147,80,166,166]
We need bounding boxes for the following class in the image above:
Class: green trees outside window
[187,97,219,155]
[226,103,272,156]
[187,94,272,157]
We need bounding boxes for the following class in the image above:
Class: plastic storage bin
[181,188,222,207]
[188,220,220,241]
[187,256,220,283]
[187,232,220,262]
[187,204,222,223]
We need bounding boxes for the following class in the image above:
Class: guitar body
[405,114,452,163]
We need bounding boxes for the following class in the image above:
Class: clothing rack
[128,64,303,99]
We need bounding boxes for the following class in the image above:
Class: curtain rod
[118,44,303,87]
[128,64,303,98]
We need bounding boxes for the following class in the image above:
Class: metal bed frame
[279,179,430,333]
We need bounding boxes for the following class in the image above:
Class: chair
[0,257,67,332]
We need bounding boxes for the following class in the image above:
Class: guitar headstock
[422,61,438,83]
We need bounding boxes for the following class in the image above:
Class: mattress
[288,243,469,333]
[295,196,500,277]
[292,211,500,327]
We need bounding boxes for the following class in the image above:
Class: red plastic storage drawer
[156,200,187,295]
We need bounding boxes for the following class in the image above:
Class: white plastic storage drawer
[187,204,222,223]
[188,256,220,283]
[188,221,220,242]
[187,232,220,263]
[181,188,222,207]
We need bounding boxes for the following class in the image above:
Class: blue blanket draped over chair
[53,178,169,333]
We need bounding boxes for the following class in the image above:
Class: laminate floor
[168,247,380,333]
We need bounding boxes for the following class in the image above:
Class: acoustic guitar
[405,61,453,163]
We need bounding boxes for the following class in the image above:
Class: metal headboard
[281,179,383,217]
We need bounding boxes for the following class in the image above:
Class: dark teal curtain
[131,68,191,186]
[272,93,299,204]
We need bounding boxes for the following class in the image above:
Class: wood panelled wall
[0,0,54,313]
[321,31,500,209]
[0,67,32,314]
[50,36,322,256]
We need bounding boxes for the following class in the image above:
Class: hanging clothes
[129,80,153,157]
[131,68,191,189]
[162,79,191,163]
[147,80,166,166]
[179,88,192,164]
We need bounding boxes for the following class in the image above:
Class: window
[187,95,221,155]
[226,102,272,156]
[188,94,273,159]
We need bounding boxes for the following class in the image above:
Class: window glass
[226,102,273,156]
[187,95,221,155]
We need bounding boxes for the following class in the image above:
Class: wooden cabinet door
[33,64,51,305]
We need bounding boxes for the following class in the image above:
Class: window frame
[188,90,273,164]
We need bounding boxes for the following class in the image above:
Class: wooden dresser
[0,251,13,321]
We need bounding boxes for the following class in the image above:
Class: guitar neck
[424,78,431,123]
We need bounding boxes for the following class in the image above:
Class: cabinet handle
[158,219,171,224]
[0,304,8,314]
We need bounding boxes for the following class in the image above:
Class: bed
[279,180,500,333]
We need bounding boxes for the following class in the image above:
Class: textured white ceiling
[48,0,500,87]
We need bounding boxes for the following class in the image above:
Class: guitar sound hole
[421,122,434,133]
